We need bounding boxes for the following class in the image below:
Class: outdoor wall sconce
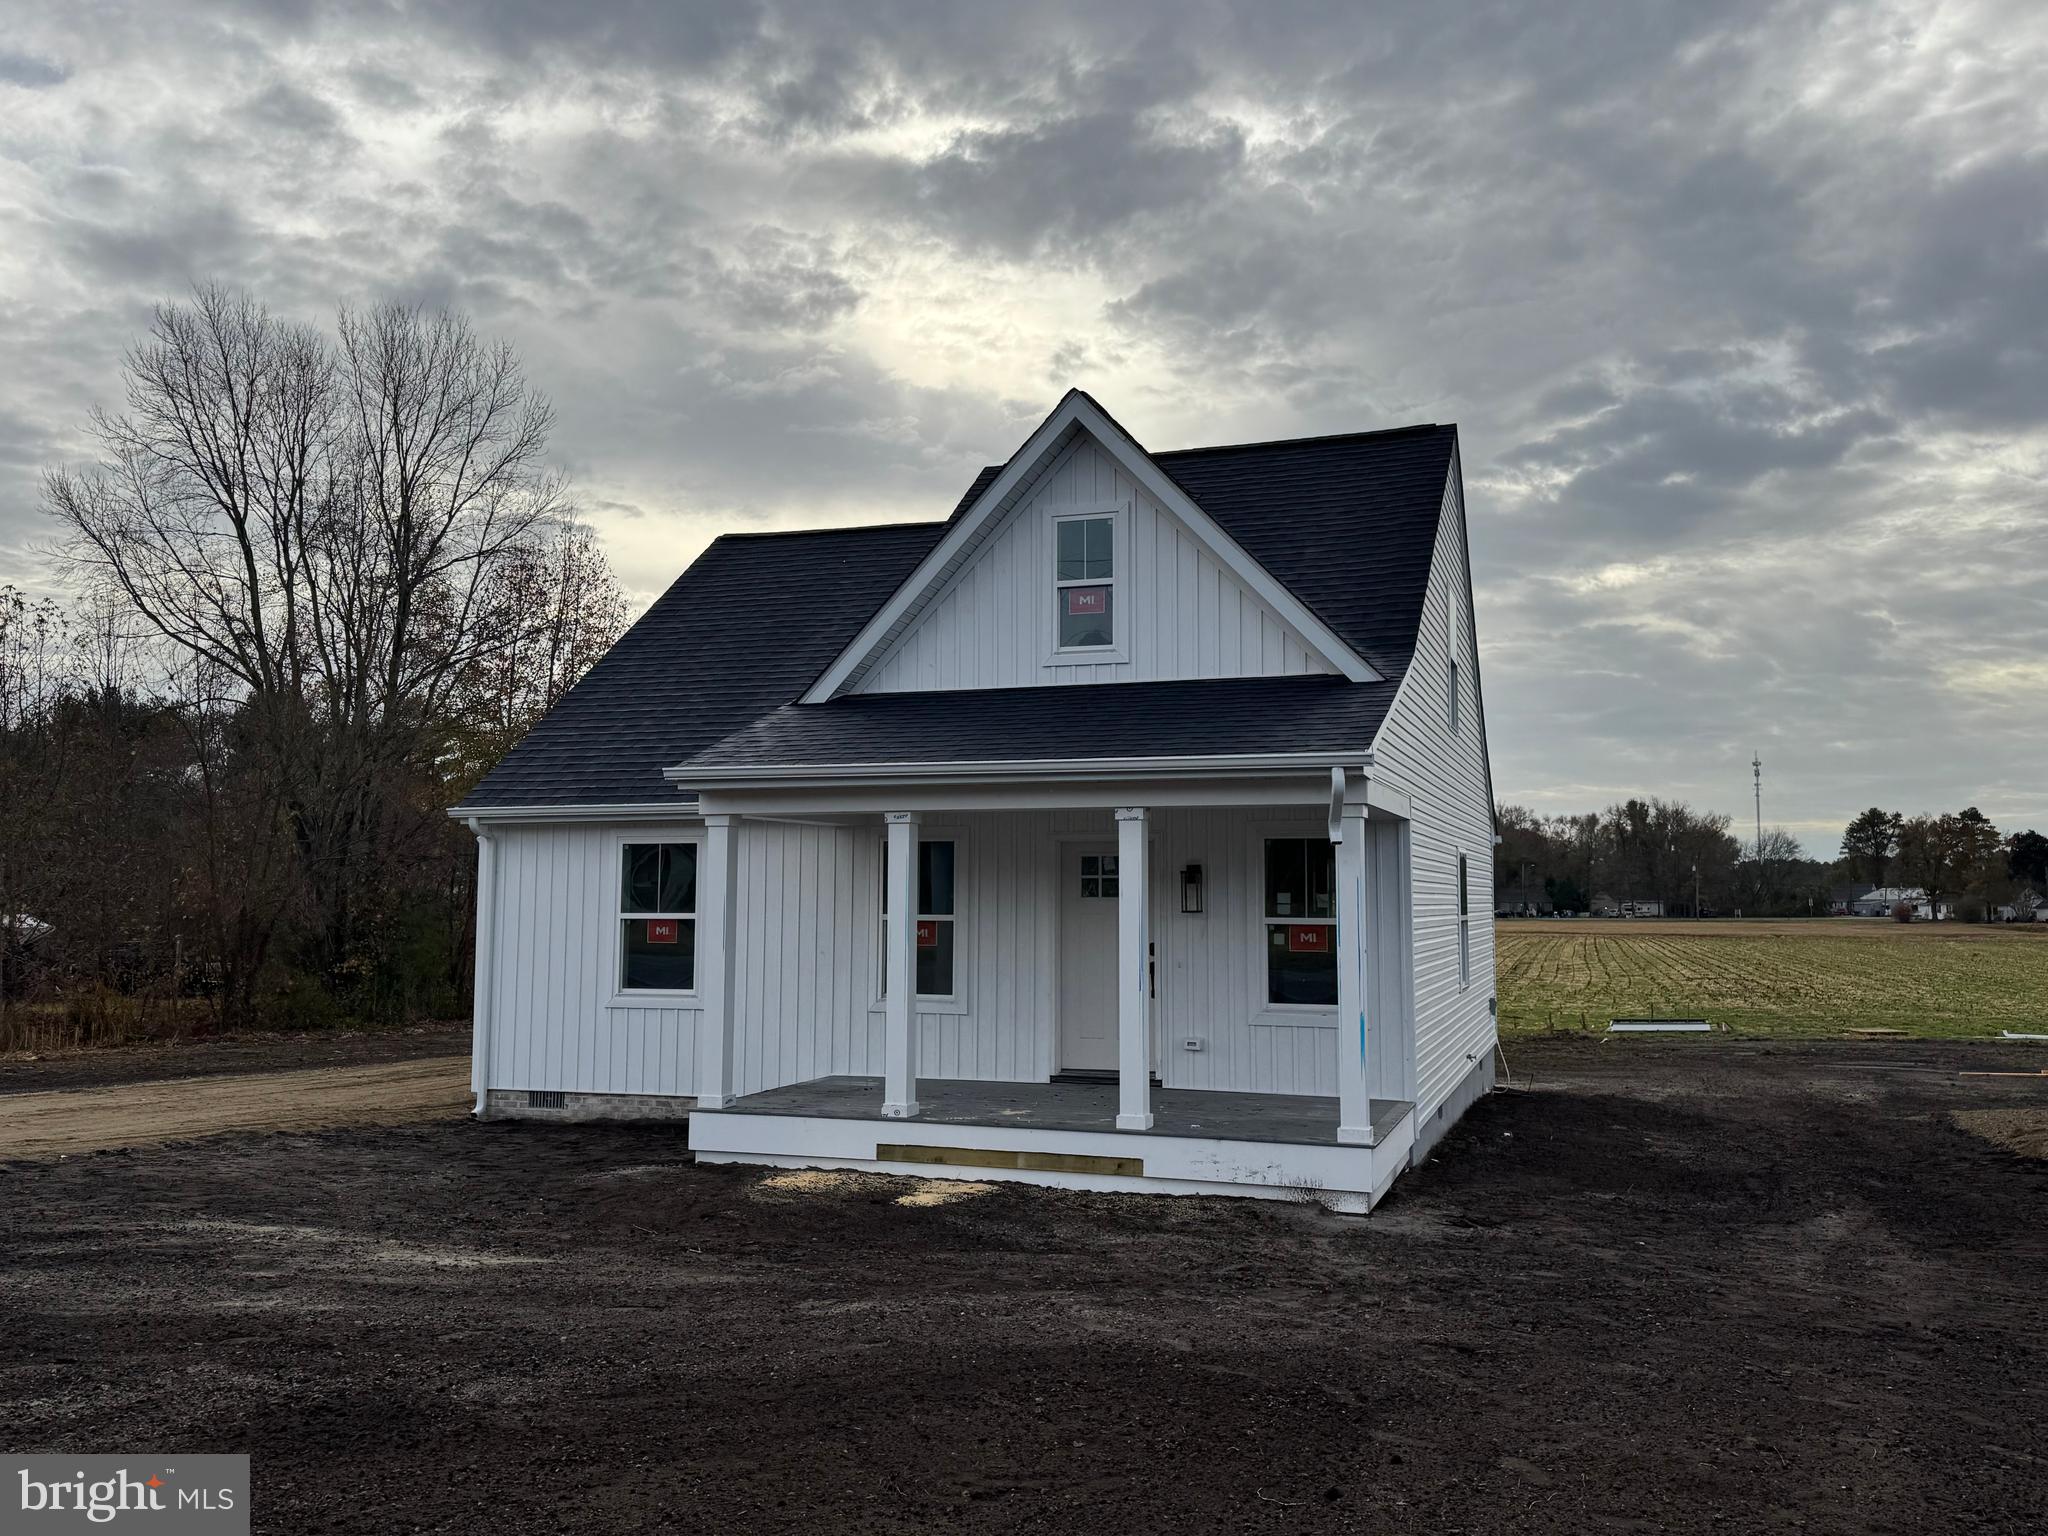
[1180,864,1204,914]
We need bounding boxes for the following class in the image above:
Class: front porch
[673,765,1424,1209]
[691,1076,1418,1212]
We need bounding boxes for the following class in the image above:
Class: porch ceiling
[707,1075,1415,1149]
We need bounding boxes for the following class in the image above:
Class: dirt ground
[4,1038,2046,1535]
[0,1021,470,1097]
[0,1056,471,1160]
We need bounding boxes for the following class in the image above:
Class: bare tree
[46,284,568,988]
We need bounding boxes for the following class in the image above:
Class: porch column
[1334,797,1374,1145]
[882,810,921,1118]
[1115,806,1152,1131]
[695,813,740,1109]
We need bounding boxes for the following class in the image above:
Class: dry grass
[1497,918,2048,1039]
[0,992,216,1054]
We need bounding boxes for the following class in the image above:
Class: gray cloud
[2,0,2045,846]
[0,50,69,87]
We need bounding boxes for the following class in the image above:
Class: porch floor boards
[711,1075,1414,1148]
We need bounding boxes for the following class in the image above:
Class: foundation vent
[527,1090,567,1110]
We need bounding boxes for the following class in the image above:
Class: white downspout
[466,817,497,1119]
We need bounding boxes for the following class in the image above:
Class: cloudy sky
[3,0,2044,850]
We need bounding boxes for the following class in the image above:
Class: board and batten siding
[1364,462,1498,1120]
[483,813,1074,1100]
[486,821,705,1099]
[854,433,1338,693]
[481,806,1399,1108]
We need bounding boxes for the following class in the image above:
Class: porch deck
[713,1075,1415,1148]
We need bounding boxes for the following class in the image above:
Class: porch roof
[670,674,1395,776]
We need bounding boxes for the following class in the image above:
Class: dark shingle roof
[1153,424,1456,685]
[683,675,1398,771]
[462,419,1457,805]
[462,523,941,806]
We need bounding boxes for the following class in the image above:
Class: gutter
[447,798,701,825]
[466,817,496,1118]
[665,749,1375,791]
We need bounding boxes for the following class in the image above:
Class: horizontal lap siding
[857,435,1336,692]
[1366,466,1497,1115]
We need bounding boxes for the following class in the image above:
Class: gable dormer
[804,392,1378,701]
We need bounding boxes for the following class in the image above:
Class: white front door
[1058,843,1121,1072]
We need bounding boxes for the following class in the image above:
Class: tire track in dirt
[0,1056,472,1160]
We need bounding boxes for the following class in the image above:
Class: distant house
[1853,886,1952,920]
[1828,883,1876,916]
[453,390,1498,1214]
[1995,889,2048,922]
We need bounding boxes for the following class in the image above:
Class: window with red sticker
[619,842,696,990]
[1264,837,1337,1005]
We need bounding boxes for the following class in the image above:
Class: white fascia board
[447,800,702,825]
[666,750,1374,791]
[799,391,1380,701]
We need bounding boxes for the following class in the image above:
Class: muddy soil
[0,1022,470,1097]
[4,1039,2045,1534]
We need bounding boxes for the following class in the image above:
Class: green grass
[1497,919,2048,1039]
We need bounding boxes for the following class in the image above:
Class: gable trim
[801,392,1381,702]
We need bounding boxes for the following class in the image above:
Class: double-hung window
[1053,514,1115,649]
[1458,854,1471,987]
[1263,837,1337,1006]
[619,841,696,991]
[881,839,958,998]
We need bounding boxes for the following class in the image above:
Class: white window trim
[1043,501,1130,666]
[605,827,705,1007]
[1249,821,1340,1024]
[873,825,970,1015]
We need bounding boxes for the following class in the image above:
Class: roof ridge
[713,520,946,543]
[1156,421,1451,459]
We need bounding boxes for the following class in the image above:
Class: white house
[1851,886,1953,920]
[453,391,1498,1213]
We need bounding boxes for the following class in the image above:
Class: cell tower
[1752,751,1763,860]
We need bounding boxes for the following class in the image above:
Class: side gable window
[1445,588,1461,734]
[1053,513,1116,649]
[1457,853,1471,988]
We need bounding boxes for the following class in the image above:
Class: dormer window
[1054,513,1116,649]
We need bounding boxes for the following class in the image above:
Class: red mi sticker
[1287,925,1330,953]
[645,919,679,944]
[916,920,940,948]
[1066,587,1107,615]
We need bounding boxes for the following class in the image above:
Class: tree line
[0,286,626,1042]
[1839,807,2047,921]
[1496,796,2047,921]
